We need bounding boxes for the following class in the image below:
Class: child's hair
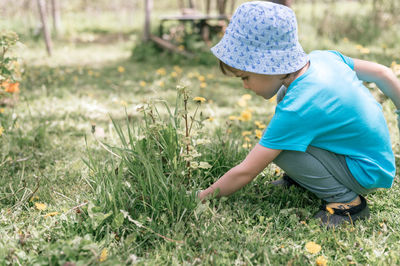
[218,59,291,80]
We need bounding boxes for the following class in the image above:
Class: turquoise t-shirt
[259,50,396,189]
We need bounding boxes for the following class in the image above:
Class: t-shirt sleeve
[328,50,354,70]
[259,110,314,152]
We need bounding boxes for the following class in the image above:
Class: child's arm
[198,144,281,200]
[353,59,400,109]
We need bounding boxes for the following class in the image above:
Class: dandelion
[178,45,185,51]
[241,131,252,136]
[171,71,178,78]
[343,37,349,42]
[207,74,214,79]
[0,108,4,113]
[73,76,78,82]
[35,202,47,211]
[120,100,128,107]
[360,48,370,54]
[173,65,183,73]
[255,121,267,129]
[156,68,166,76]
[316,256,328,266]
[0,126,3,136]
[193,96,206,103]
[326,207,334,215]
[228,115,238,121]
[198,75,205,82]
[255,129,262,139]
[44,212,59,218]
[200,82,207,88]
[94,72,100,77]
[355,44,363,50]
[118,66,125,73]
[244,137,251,142]
[269,94,277,103]
[305,241,321,254]
[207,117,214,122]
[139,81,146,87]
[99,248,108,262]
[241,94,252,100]
[237,98,247,107]
[158,81,165,87]
[187,72,195,78]
[242,143,252,148]
[88,70,94,76]
[240,110,252,121]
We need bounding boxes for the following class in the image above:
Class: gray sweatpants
[273,86,375,203]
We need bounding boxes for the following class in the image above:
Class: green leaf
[111,212,125,230]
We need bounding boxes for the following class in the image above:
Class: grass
[1,0,400,264]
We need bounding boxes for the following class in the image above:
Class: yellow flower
[240,110,252,121]
[158,81,165,87]
[99,248,108,262]
[241,94,252,100]
[255,121,267,129]
[355,44,363,50]
[0,108,4,113]
[237,99,247,107]
[120,100,128,107]
[178,45,185,51]
[207,117,214,121]
[343,37,349,42]
[228,116,238,121]
[173,65,183,73]
[360,48,370,54]
[171,71,178,78]
[0,126,3,136]
[305,241,321,254]
[244,137,251,142]
[156,68,166,76]
[193,96,206,103]
[316,256,328,266]
[94,72,100,77]
[241,131,252,136]
[269,94,277,103]
[73,76,78,82]
[44,212,60,218]
[255,129,262,139]
[88,70,93,76]
[206,74,214,79]
[139,81,146,87]
[326,207,334,215]
[118,66,125,73]
[198,75,205,82]
[35,202,47,211]
[200,82,207,88]
[242,143,252,148]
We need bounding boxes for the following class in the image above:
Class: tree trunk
[51,0,62,37]
[37,0,52,56]
[144,0,153,42]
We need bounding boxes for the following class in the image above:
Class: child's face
[234,70,284,100]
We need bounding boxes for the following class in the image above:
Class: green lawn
[1,1,400,265]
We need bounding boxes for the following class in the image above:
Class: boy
[198,1,400,227]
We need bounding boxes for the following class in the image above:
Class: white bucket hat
[211,1,309,75]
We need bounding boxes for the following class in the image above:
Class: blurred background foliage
[1,0,399,61]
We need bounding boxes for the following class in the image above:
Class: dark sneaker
[270,173,301,188]
[314,195,370,228]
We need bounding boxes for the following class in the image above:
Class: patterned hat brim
[211,32,309,75]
